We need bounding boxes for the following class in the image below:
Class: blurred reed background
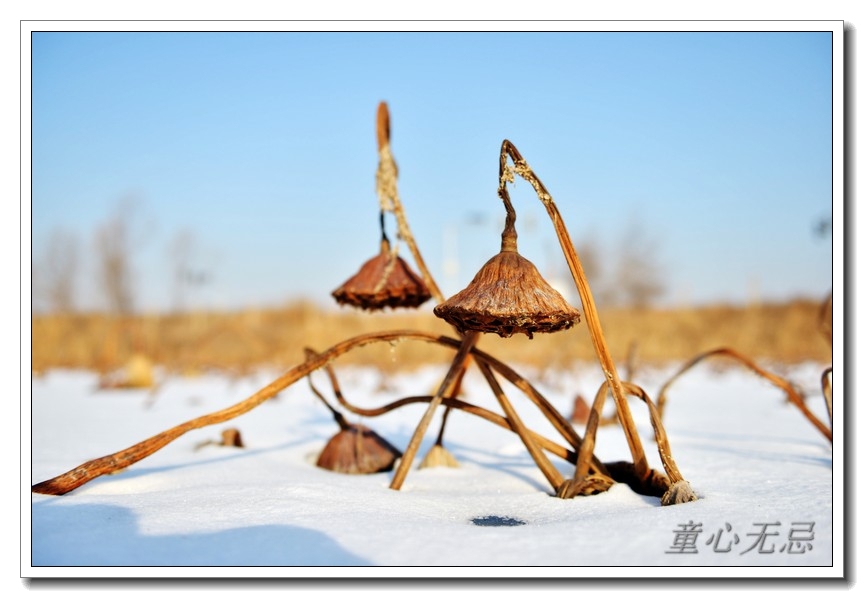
[30,297,832,381]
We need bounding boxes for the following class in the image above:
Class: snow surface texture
[27,360,838,576]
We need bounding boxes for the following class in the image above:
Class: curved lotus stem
[376,101,468,457]
[389,331,480,490]
[818,292,832,348]
[305,344,612,478]
[32,329,607,496]
[497,139,651,481]
[475,359,564,489]
[32,330,427,495]
[821,366,832,425]
[311,339,608,475]
[376,101,443,304]
[655,347,832,442]
[301,387,586,470]
[562,377,695,505]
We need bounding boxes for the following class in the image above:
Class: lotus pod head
[332,239,432,311]
[433,247,580,339]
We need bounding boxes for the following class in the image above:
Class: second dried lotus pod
[433,242,580,339]
[316,421,403,475]
[331,239,432,311]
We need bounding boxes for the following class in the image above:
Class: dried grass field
[31,297,832,380]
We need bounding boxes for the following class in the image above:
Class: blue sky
[29,29,836,313]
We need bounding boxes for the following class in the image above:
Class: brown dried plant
[32,330,610,496]
[490,140,695,504]
[821,367,833,424]
[32,108,697,506]
[304,347,402,474]
[347,101,464,468]
[331,236,432,311]
[654,347,832,442]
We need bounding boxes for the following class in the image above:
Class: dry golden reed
[30,298,831,376]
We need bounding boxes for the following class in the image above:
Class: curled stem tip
[495,138,649,478]
[656,347,832,442]
[377,101,391,151]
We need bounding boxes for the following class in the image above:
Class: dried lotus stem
[821,366,832,425]
[33,328,615,496]
[308,345,614,487]
[562,377,695,504]
[312,338,609,476]
[376,101,443,304]
[818,292,832,348]
[475,359,564,490]
[32,329,442,495]
[297,382,587,470]
[304,347,351,430]
[375,101,468,460]
[655,347,832,442]
[497,139,652,483]
[389,330,480,490]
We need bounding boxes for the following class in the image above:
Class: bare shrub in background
[33,227,80,314]
[167,229,210,315]
[612,218,667,309]
[574,219,667,310]
[93,198,149,316]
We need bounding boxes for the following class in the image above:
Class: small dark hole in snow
[471,515,526,527]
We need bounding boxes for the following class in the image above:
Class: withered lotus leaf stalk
[564,378,692,504]
[413,139,585,494]
[492,139,694,503]
[312,336,610,478]
[475,358,565,489]
[372,100,470,467]
[32,330,420,495]
[310,340,615,475]
[655,347,832,443]
[306,368,585,468]
[32,329,612,496]
[389,330,480,490]
[374,101,444,305]
[821,367,832,425]
[313,344,616,493]
[818,292,832,348]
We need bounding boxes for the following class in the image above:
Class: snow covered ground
[25,358,841,579]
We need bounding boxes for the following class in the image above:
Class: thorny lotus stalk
[655,347,832,442]
[497,139,674,495]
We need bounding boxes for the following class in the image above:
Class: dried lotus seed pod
[433,248,580,339]
[332,240,431,311]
